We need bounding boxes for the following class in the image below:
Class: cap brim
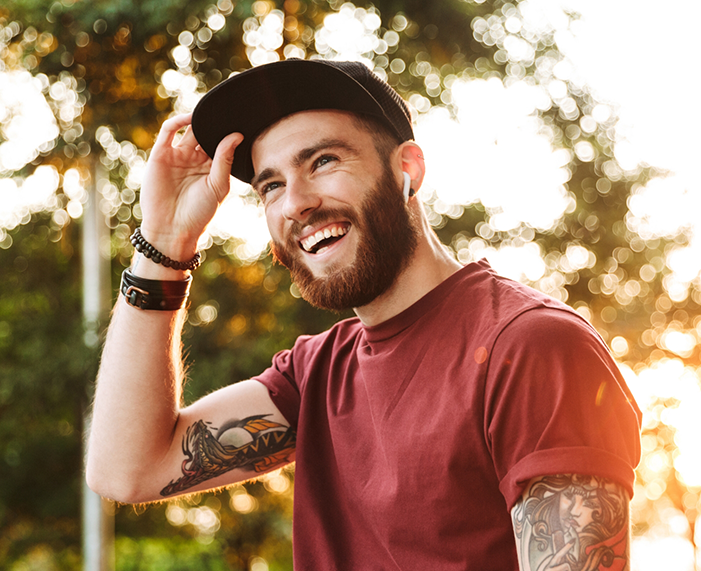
[191,59,389,184]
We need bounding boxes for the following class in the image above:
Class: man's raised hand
[138,113,244,261]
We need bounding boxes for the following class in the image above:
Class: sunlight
[0,165,60,232]
[315,3,381,61]
[626,177,700,239]
[0,70,58,174]
[563,0,701,179]
[623,360,701,487]
[631,535,695,571]
[417,78,572,231]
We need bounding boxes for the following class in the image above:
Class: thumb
[209,132,244,201]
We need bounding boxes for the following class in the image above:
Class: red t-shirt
[256,260,641,570]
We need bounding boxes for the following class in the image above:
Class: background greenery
[1,0,698,569]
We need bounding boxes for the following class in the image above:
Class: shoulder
[495,306,603,352]
[485,306,618,399]
[449,261,577,330]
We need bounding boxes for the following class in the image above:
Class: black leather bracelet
[120,269,192,311]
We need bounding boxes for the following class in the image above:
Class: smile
[299,223,350,255]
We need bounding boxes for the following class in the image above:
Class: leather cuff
[120,269,191,311]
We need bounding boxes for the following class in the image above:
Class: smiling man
[87,59,641,571]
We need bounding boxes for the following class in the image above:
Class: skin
[86,110,459,502]
[86,109,631,571]
[250,110,460,325]
[512,475,630,571]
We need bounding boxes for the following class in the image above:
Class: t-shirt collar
[362,260,489,343]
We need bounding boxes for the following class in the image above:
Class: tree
[1,0,698,568]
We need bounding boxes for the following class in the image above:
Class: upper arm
[143,379,295,503]
[510,473,630,571]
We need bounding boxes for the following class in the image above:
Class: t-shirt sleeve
[484,307,642,511]
[254,348,302,430]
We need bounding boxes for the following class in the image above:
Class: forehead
[251,110,370,164]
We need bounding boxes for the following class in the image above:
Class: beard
[270,166,420,312]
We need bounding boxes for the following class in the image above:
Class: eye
[260,181,284,197]
[313,155,337,170]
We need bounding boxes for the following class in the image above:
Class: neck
[354,212,462,327]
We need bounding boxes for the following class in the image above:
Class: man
[87,59,641,570]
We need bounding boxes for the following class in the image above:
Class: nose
[281,177,321,221]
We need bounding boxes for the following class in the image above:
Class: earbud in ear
[402,172,415,202]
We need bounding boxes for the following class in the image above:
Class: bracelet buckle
[124,285,150,309]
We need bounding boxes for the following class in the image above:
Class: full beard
[271,166,420,312]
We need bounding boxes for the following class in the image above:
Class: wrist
[130,252,190,280]
[130,227,201,273]
[139,226,200,261]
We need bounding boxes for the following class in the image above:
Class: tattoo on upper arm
[511,474,629,571]
[160,414,296,497]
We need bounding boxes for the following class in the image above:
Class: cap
[191,59,414,184]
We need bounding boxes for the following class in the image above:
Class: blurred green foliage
[1,0,699,569]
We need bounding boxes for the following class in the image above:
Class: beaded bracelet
[130,227,201,271]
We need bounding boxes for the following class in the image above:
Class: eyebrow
[251,138,359,190]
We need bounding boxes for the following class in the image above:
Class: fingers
[208,132,245,201]
[177,125,200,149]
[153,113,193,151]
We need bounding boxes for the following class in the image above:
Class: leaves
[1,0,699,567]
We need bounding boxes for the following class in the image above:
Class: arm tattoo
[160,414,296,497]
[512,474,629,571]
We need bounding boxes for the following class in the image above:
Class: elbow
[85,458,157,505]
[85,464,113,500]
[85,462,129,503]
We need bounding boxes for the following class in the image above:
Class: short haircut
[351,114,403,163]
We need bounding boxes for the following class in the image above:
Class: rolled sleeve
[483,308,642,511]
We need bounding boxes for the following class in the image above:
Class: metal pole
[82,159,115,571]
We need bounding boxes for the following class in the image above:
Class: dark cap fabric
[191,59,414,184]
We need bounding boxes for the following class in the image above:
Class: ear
[397,142,425,199]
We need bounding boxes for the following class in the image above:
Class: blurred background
[1,0,700,569]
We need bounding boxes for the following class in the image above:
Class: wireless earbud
[402,172,415,202]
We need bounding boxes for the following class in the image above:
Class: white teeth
[301,224,348,252]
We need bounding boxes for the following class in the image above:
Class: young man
[87,59,641,570]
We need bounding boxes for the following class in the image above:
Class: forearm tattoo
[160,414,296,497]
[512,474,629,571]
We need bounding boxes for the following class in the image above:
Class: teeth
[301,224,348,252]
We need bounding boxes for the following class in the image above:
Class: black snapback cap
[191,58,415,184]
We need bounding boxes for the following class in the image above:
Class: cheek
[265,207,284,240]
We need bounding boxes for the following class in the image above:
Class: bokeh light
[0,70,58,173]
[2,1,700,568]
[418,78,573,232]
